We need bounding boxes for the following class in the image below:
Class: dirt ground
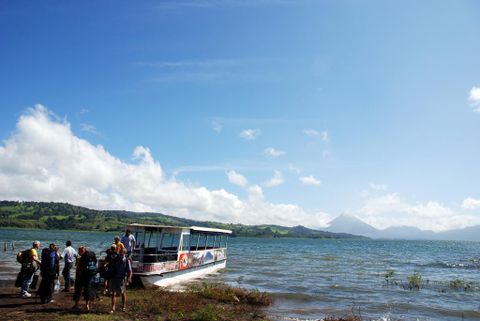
[0,286,120,321]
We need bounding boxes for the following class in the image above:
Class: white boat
[127,223,232,287]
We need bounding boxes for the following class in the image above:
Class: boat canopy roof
[127,223,232,234]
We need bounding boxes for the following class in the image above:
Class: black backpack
[40,248,57,276]
[84,251,97,276]
[16,249,31,264]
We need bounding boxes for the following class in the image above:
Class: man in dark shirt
[72,247,97,311]
[109,248,132,313]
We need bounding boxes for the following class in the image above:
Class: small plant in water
[449,279,463,289]
[407,272,422,290]
[384,270,395,283]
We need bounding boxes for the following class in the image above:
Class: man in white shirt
[61,240,77,292]
[120,229,136,257]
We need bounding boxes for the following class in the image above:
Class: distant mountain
[326,213,480,241]
[377,226,436,240]
[0,200,364,239]
[326,214,378,238]
[437,225,480,241]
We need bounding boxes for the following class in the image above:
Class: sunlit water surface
[1,229,479,321]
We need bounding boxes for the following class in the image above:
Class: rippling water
[1,229,479,321]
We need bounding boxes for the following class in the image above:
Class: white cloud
[264,170,284,187]
[288,164,302,174]
[0,105,332,228]
[81,123,101,136]
[356,193,479,232]
[264,147,285,158]
[239,128,261,140]
[462,197,480,210]
[299,175,321,186]
[226,170,248,187]
[468,86,480,113]
[211,119,223,133]
[369,183,387,191]
[469,86,480,102]
[303,128,328,142]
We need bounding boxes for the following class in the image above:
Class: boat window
[159,232,181,251]
[134,230,146,249]
[218,235,228,248]
[160,233,172,249]
[181,234,190,251]
[206,234,215,249]
[192,233,200,251]
[197,233,207,250]
[171,233,181,250]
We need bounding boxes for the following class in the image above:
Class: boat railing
[132,248,178,263]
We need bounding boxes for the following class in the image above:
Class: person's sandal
[122,307,126,312]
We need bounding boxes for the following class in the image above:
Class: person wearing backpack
[38,243,60,303]
[72,247,97,311]
[109,248,132,313]
[18,241,41,297]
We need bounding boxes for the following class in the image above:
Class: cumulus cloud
[264,170,284,187]
[211,119,223,133]
[369,183,387,191]
[81,123,101,136]
[469,86,480,113]
[264,147,285,158]
[299,175,321,186]
[462,197,480,210]
[0,105,332,228]
[239,128,261,140]
[226,170,248,187]
[288,164,302,174]
[303,128,328,142]
[356,193,479,232]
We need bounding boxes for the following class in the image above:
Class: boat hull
[140,260,227,287]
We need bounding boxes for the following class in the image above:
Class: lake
[1,228,479,321]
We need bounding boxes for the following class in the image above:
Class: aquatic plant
[384,270,395,283]
[406,273,422,290]
[449,278,463,289]
[323,255,336,261]
[189,282,272,306]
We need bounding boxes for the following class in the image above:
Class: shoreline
[0,282,274,321]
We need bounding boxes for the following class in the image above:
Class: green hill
[0,200,365,239]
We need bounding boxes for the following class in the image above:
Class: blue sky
[1,0,479,231]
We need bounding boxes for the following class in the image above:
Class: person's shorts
[109,278,125,295]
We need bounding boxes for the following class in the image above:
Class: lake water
[1,228,479,321]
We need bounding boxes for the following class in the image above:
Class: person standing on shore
[109,248,132,313]
[102,244,117,295]
[38,243,60,303]
[19,241,41,297]
[113,236,125,254]
[121,229,136,257]
[72,246,97,310]
[61,240,77,292]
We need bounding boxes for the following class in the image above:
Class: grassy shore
[1,282,271,321]
[0,281,364,321]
